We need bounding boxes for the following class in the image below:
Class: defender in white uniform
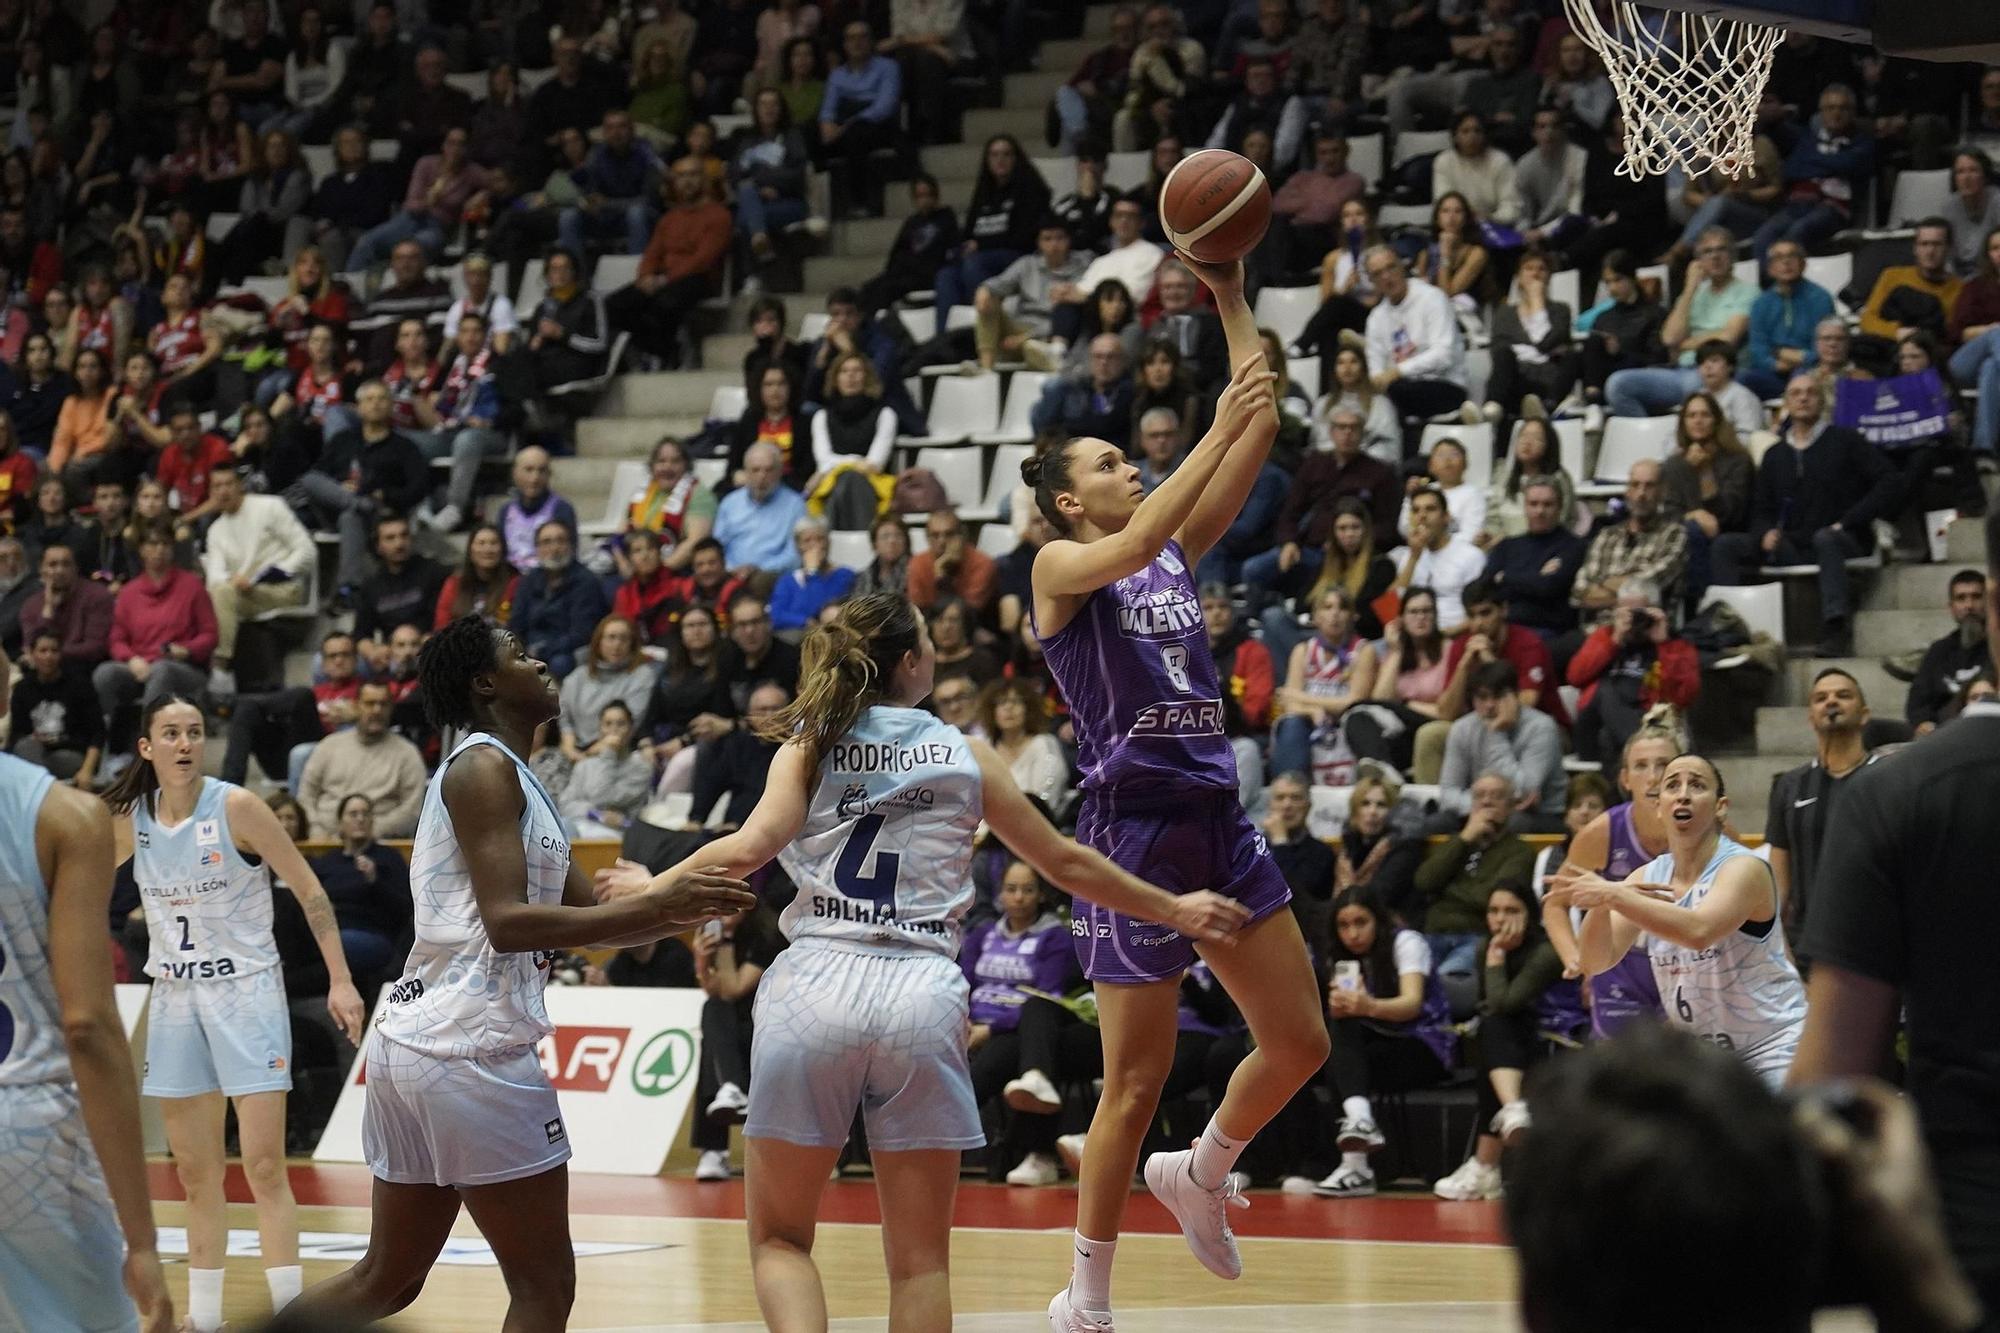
[105,695,365,1332]
[1566,753,1807,1090]
[288,618,751,1331]
[0,751,170,1333]
[598,593,1250,1333]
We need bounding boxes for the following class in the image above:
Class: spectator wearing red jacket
[1203,585,1275,811]
[92,522,216,731]
[605,158,732,366]
[1437,576,1569,729]
[19,542,115,670]
[611,528,687,645]
[1565,580,1700,767]
[152,404,235,525]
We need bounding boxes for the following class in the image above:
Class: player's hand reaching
[646,864,757,928]
[1173,250,1245,301]
[327,978,367,1045]
[1213,352,1278,438]
[594,857,653,902]
[1168,891,1253,945]
[124,1247,173,1333]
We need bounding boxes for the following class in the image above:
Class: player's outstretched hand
[1214,352,1278,437]
[647,864,757,927]
[124,1248,173,1333]
[1169,891,1253,945]
[327,978,367,1046]
[594,857,654,903]
[1173,250,1245,300]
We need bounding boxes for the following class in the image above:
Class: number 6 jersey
[1034,538,1238,800]
[776,706,982,958]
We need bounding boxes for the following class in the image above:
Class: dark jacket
[1031,376,1135,452]
[1589,297,1666,365]
[18,579,115,669]
[1749,424,1892,544]
[308,842,413,942]
[1491,300,1574,363]
[1484,527,1588,634]
[964,172,1053,255]
[354,555,448,642]
[1144,308,1229,391]
[1660,448,1755,534]
[9,669,105,755]
[1276,449,1400,551]
[878,206,962,285]
[1907,627,1992,729]
[689,729,781,829]
[315,428,431,517]
[509,561,611,667]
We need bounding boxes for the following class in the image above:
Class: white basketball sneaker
[1004,1068,1063,1113]
[1433,1156,1503,1201]
[1143,1146,1248,1280]
[1048,1285,1115,1331]
[1007,1151,1060,1187]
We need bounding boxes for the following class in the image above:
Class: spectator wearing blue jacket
[713,442,809,587]
[769,517,857,631]
[1030,332,1136,452]
[1740,241,1836,400]
[1196,459,1290,588]
[558,110,664,256]
[819,20,905,218]
[510,519,610,677]
[1750,87,1875,265]
[412,311,508,533]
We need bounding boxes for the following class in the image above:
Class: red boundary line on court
[146,1162,1508,1246]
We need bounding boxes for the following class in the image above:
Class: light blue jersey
[776,706,983,959]
[1638,834,1807,1087]
[134,778,276,981]
[0,752,138,1333]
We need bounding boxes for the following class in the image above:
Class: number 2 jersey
[375,733,572,1058]
[1035,539,1237,800]
[776,706,982,958]
[133,777,278,982]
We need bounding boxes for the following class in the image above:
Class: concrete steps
[1711,755,1806,835]
[831,215,909,258]
[962,107,1050,145]
[575,414,706,457]
[1754,708,1813,755]
[1777,655,1903,710]
[600,369,742,418]
[1853,608,1942,656]
[803,254,890,291]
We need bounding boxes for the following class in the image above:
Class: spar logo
[630,1028,696,1098]
[534,1026,631,1092]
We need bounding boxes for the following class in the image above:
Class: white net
[1561,1,1787,180]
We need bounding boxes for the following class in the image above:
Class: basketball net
[1561,0,1786,180]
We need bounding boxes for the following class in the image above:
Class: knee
[241,1148,290,1199]
[1099,1062,1170,1121]
[1270,1022,1331,1079]
[175,1154,226,1199]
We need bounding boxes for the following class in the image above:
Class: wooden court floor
[148,1161,1524,1330]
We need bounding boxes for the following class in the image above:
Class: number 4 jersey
[776,706,983,958]
[1035,539,1238,800]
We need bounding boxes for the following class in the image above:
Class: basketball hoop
[1561,1,1786,180]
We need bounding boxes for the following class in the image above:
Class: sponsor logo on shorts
[629,1029,696,1098]
[545,1118,566,1144]
[1095,923,1112,938]
[1129,700,1224,737]
[1133,932,1179,948]
[267,1053,287,1071]
[1071,918,1089,937]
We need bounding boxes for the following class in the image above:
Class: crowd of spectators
[16,0,2000,1203]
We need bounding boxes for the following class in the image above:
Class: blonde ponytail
[756,592,923,768]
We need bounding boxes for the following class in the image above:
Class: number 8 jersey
[776,706,982,958]
[1034,538,1238,800]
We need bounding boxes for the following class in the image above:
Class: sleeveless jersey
[1638,835,1807,1081]
[376,734,571,1058]
[134,778,277,982]
[776,706,981,958]
[149,310,204,376]
[1300,635,1359,702]
[1035,539,1235,798]
[1587,801,1665,1037]
[0,755,60,1089]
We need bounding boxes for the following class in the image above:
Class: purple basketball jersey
[1035,540,1237,798]
[1590,802,1664,1037]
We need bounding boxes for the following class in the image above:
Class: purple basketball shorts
[1070,787,1293,984]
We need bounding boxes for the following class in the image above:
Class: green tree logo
[630,1029,696,1097]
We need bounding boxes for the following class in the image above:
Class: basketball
[1159,149,1273,264]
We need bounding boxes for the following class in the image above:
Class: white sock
[1189,1116,1247,1190]
[189,1267,225,1331]
[1071,1232,1117,1312]
[1341,1150,1372,1175]
[1342,1096,1373,1124]
[266,1263,304,1310]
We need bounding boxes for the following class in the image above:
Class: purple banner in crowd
[1834,370,1952,448]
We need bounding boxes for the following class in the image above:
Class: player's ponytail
[759,592,922,769]
[102,693,204,817]
[1022,434,1079,535]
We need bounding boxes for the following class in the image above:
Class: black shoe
[1815,619,1854,658]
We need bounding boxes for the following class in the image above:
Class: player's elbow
[62,1010,128,1063]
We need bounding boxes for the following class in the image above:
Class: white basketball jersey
[134,778,278,982]
[777,706,982,958]
[0,754,61,1090]
[375,734,571,1058]
[1639,835,1807,1084]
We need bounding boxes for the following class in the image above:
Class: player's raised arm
[41,787,174,1333]
[1171,252,1280,565]
[1029,352,1277,600]
[967,737,1249,942]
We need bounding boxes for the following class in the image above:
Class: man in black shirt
[9,628,104,785]
[1766,667,1882,960]
[1792,506,2000,1330]
[1898,570,1991,736]
[298,380,431,602]
[1484,478,1588,639]
[723,591,801,708]
[687,683,788,831]
[352,514,445,673]
[1262,772,1335,951]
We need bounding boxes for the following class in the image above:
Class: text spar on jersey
[1113,565,1224,740]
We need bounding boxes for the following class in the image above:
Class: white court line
[579,1301,1519,1333]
